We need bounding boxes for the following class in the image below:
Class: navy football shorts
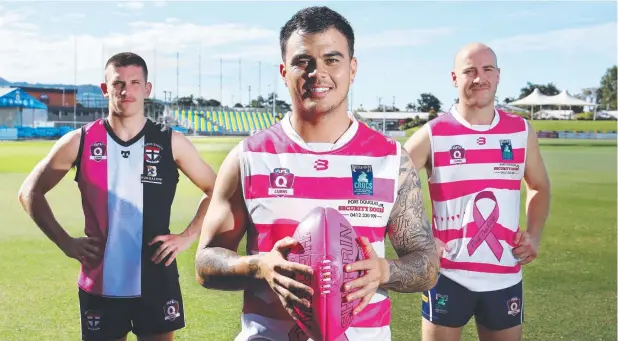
[78,281,185,341]
[421,274,523,331]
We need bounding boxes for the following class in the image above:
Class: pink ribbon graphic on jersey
[467,191,504,261]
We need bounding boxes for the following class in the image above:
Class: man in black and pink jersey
[404,42,551,341]
[194,6,440,341]
[18,52,217,341]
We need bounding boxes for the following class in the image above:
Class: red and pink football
[287,207,366,341]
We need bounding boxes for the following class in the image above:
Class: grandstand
[166,108,413,136]
[169,108,282,136]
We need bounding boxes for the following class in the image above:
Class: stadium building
[0,87,48,127]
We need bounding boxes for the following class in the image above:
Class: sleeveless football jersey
[426,107,528,292]
[74,118,179,298]
[236,112,400,341]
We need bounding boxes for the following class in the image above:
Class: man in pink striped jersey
[194,6,440,341]
[404,42,551,341]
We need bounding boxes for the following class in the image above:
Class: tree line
[372,65,617,115]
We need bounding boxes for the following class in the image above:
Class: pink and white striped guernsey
[236,112,400,341]
[427,107,529,292]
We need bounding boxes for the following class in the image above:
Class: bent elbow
[420,251,441,292]
[17,186,32,211]
[194,250,217,289]
[425,264,440,291]
[195,267,213,289]
[195,270,209,288]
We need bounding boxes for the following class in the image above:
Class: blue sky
[0,1,616,111]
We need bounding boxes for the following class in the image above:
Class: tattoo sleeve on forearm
[382,148,439,293]
[195,247,260,291]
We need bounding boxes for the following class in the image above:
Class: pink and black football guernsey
[74,118,179,298]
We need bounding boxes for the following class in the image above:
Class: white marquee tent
[509,88,598,120]
[509,88,552,106]
[548,90,596,107]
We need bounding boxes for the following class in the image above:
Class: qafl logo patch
[164,300,181,322]
[268,168,295,196]
[89,142,107,162]
[449,145,466,165]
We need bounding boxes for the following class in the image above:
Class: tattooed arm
[194,145,260,291]
[194,145,313,298]
[379,147,440,293]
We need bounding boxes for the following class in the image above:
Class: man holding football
[194,6,439,341]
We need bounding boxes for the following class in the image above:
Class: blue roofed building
[0,87,48,127]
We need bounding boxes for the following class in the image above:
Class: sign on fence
[537,131,617,140]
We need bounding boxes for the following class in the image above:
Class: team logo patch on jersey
[500,139,514,160]
[85,310,102,331]
[351,165,373,196]
[449,145,466,165]
[144,143,162,164]
[89,142,107,162]
[507,297,521,316]
[164,300,181,322]
[268,168,295,196]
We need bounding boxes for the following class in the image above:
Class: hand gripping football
[287,207,366,341]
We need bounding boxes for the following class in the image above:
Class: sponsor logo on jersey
[351,165,373,196]
[500,139,514,160]
[314,159,329,171]
[141,165,163,184]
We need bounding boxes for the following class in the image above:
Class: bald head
[454,42,498,71]
[451,42,500,109]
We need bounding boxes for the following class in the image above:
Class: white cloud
[0,5,33,28]
[215,43,281,62]
[357,27,457,50]
[0,6,456,105]
[488,22,617,56]
[9,21,37,30]
[115,1,166,11]
[117,1,144,10]
[50,12,85,23]
[123,21,276,51]
[0,7,279,87]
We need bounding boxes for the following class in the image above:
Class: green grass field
[0,133,616,341]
